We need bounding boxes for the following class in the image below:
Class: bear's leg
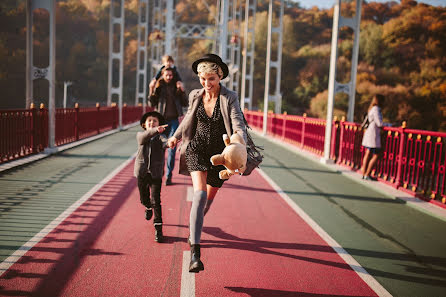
[218,170,232,180]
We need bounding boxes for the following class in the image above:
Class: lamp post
[63,81,72,109]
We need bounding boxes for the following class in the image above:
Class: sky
[294,0,446,9]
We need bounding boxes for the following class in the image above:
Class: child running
[134,111,168,242]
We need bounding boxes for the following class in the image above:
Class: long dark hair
[368,94,384,111]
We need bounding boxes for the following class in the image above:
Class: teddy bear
[210,131,247,180]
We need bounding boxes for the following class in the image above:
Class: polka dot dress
[185,96,227,188]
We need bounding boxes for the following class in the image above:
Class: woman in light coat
[361,94,384,180]
[167,54,247,273]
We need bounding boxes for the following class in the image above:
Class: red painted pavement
[0,160,378,297]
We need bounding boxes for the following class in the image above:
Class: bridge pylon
[323,0,362,162]
[107,0,125,129]
[26,0,56,149]
[135,0,150,112]
[240,0,257,111]
[262,0,284,135]
[228,0,242,94]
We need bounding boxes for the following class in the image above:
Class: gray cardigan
[173,85,247,176]
[362,106,383,148]
[134,128,168,179]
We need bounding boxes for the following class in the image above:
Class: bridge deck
[0,126,445,296]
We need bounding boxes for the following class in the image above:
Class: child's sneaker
[145,208,153,220]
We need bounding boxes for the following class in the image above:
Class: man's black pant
[137,174,162,225]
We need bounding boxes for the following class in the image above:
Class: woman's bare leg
[365,154,379,177]
[204,184,219,216]
[361,149,371,177]
[190,171,207,191]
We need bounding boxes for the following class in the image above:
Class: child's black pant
[137,174,162,225]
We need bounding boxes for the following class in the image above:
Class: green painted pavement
[0,127,140,263]
[252,133,446,297]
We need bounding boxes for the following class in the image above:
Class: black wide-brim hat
[140,111,166,127]
[192,53,229,79]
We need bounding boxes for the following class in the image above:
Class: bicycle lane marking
[0,153,136,276]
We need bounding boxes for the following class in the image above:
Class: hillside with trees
[0,0,445,131]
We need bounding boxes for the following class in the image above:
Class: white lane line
[187,186,194,201]
[0,153,137,277]
[257,168,393,297]
[180,251,195,297]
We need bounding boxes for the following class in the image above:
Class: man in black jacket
[149,67,188,185]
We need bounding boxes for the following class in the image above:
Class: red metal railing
[123,105,144,126]
[245,110,331,156]
[0,106,47,162]
[244,110,446,207]
[1,104,145,164]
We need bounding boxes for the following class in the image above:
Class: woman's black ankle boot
[189,244,204,273]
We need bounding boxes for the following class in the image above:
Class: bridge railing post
[301,113,306,148]
[30,103,38,153]
[96,103,100,135]
[282,111,287,140]
[330,116,338,161]
[395,121,407,188]
[40,103,48,151]
[74,103,79,141]
[337,116,346,164]
[112,103,118,130]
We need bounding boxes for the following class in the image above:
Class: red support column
[337,117,346,164]
[112,103,118,129]
[330,116,338,161]
[30,103,38,153]
[282,111,287,140]
[74,103,80,141]
[301,113,307,148]
[395,121,407,188]
[40,103,48,150]
[96,103,100,134]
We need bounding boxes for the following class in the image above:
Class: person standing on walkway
[149,67,188,186]
[134,111,168,242]
[361,94,384,181]
[167,53,247,273]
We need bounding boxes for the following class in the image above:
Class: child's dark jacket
[134,128,168,179]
